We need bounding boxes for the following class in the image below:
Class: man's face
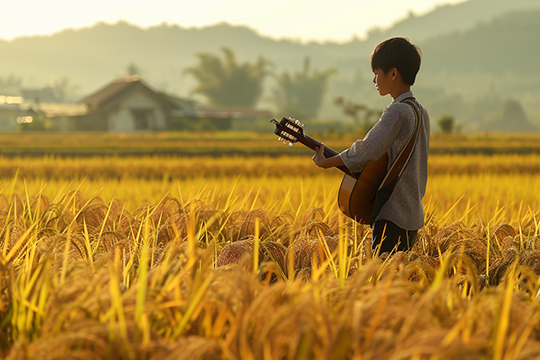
[372,68,392,96]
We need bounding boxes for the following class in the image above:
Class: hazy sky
[0,0,467,42]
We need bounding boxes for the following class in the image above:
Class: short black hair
[371,37,422,86]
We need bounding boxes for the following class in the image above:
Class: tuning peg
[278,137,282,141]
[288,142,293,147]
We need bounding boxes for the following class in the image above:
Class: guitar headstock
[270,117,305,147]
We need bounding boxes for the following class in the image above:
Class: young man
[312,37,430,254]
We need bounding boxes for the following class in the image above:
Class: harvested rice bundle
[215,237,255,267]
[432,222,481,254]
[400,255,438,283]
[107,238,136,266]
[490,223,516,243]
[215,237,287,272]
[264,211,297,246]
[38,233,89,270]
[59,190,87,212]
[29,194,51,215]
[162,336,221,360]
[40,203,75,234]
[526,235,540,250]
[117,211,141,238]
[414,224,438,255]
[518,250,540,274]
[73,203,114,235]
[297,207,326,226]
[0,194,11,225]
[0,223,26,260]
[148,196,183,225]
[286,235,339,273]
[92,231,129,258]
[224,209,273,242]
[501,235,520,252]
[448,238,488,274]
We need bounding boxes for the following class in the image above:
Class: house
[1,76,272,132]
[74,76,190,131]
[0,88,25,131]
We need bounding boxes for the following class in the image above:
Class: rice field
[1,150,540,359]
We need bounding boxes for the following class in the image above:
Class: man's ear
[391,67,398,80]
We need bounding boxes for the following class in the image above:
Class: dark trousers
[371,220,417,255]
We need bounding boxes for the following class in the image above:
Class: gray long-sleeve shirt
[339,91,430,230]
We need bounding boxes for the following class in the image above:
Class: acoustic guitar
[271,117,388,224]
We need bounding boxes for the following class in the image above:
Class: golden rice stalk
[7,194,25,222]
[29,194,51,215]
[59,190,87,212]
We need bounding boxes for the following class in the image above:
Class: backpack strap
[370,97,422,225]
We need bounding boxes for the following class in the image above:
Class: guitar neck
[298,134,355,177]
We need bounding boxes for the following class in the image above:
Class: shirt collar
[392,91,414,104]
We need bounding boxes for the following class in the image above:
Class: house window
[131,109,154,130]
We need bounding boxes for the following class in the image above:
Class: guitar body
[337,153,389,224]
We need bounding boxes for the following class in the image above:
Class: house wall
[49,116,77,131]
[0,107,21,131]
[108,90,167,131]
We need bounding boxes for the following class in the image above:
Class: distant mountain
[0,21,367,97]
[369,0,540,43]
[1,0,540,131]
[0,0,538,97]
[421,9,540,75]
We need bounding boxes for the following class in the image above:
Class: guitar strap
[370,97,422,226]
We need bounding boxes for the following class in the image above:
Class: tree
[436,115,455,134]
[488,99,537,132]
[126,63,141,77]
[273,57,336,120]
[0,74,23,88]
[50,77,80,102]
[334,97,382,133]
[184,47,271,107]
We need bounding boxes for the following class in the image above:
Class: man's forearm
[314,153,345,169]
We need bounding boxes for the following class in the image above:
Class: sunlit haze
[0,0,468,42]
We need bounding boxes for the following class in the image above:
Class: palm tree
[273,57,336,119]
[0,74,23,88]
[184,47,271,107]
